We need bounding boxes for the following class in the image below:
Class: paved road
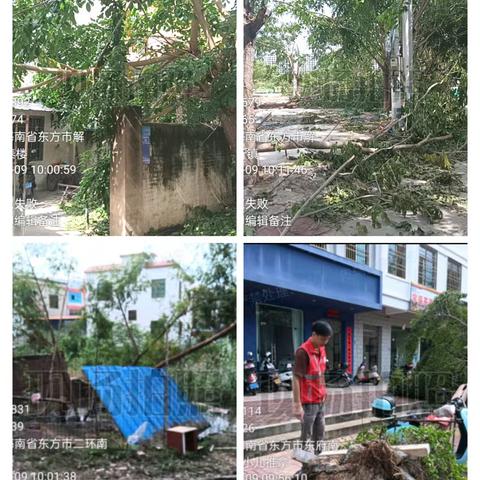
[13,190,81,236]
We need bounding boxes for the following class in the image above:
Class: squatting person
[292,320,332,455]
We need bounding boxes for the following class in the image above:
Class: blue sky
[13,239,225,282]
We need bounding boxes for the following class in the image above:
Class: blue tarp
[83,366,206,441]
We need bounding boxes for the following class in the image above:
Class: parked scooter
[258,352,283,392]
[278,362,293,391]
[371,384,467,465]
[354,357,381,385]
[244,352,259,396]
[325,361,353,388]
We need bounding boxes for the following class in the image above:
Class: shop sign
[410,284,438,311]
[346,326,353,374]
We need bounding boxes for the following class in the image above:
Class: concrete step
[245,417,380,455]
[244,409,424,457]
[245,400,423,441]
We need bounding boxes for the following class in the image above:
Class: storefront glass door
[391,326,410,371]
[256,304,303,369]
[325,318,342,368]
[363,325,381,370]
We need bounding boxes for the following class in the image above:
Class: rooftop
[13,99,55,112]
[85,259,175,273]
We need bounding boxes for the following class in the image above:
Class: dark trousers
[300,403,325,453]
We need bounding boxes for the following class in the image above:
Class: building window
[49,294,59,309]
[97,280,113,301]
[128,310,137,321]
[152,279,166,298]
[418,246,437,289]
[310,244,327,250]
[388,245,406,278]
[346,244,369,265]
[447,259,462,291]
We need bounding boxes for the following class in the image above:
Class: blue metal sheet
[82,366,206,441]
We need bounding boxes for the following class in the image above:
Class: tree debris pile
[298,441,429,480]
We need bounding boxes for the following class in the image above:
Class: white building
[84,254,190,341]
[311,244,467,376]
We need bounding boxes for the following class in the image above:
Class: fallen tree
[255,100,300,109]
[155,321,236,369]
[280,132,456,235]
[256,138,348,152]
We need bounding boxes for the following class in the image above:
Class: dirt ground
[246,100,467,236]
[14,433,236,479]
[13,190,81,236]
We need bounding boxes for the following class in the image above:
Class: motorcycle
[278,361,293,391]
[244,352,259,396]
[258,352,282,392]
[354,357,381,385]
[325,361,353,388]
[371,384,467,465]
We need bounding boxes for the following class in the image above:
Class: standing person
[292,320,332,455]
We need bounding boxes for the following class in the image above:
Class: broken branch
[155,322,236,368]
[13,76,59,93]
[280,155,356,236]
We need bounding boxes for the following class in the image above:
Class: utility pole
[389,0,414,122]
[401,0,414,104]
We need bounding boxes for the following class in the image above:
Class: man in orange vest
[293,320,332,455]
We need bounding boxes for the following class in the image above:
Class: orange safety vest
[298,338,327,404]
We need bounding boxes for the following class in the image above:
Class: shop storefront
[244,244,383,373]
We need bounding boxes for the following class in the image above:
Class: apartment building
[244,244,467,376]
[84,254,190,341]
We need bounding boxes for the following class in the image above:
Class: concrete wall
[110,109,233,235]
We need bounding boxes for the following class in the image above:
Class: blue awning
[83,366,206,441]
[245,244,382,311]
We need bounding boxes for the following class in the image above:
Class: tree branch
[191,0,216,50]
[133,305,189,365]
[155,322,236,368]
[280,155,356,236]
[13,76,59,93]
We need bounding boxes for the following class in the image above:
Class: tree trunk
[382,66,391,113]
[292,60,300,97]
[220,108,236,154]
[244,40,257,184]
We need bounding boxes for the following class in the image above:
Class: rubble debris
[294,440,430,480]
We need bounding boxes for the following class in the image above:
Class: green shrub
[390,426,467,480]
